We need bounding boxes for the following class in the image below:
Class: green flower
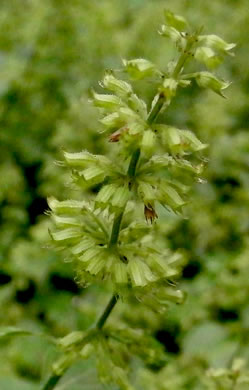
[122,58,161,80]
[198,34,236,55]
[193,71,231,97]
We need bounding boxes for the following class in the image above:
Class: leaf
[0,327,56,344]
[0,326,32,339]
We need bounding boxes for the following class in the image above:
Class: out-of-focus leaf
[0,327,32,339]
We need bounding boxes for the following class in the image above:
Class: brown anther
[109,126,128,142]
[109,129,122,142]
[144,203,158,224]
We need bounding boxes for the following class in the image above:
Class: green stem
[109,211,123,247]
[127,90,166,181]
[42,374,61,390]
[172,39,194,79]
[128,148,141,177]
[96,294,118,329]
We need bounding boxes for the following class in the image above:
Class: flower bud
[148,254,178,278]
[52,215,81,228]
[193,71,231,97]
[85,255,105,275]
[48,197,87,215]
[128,122,145,135]
[79,247,103,263]
[82,166,105,183]
[119,107,140,122]
[195,46,222,69]
[111,186,130,209]
[71,237,96,255]
[128,94,147,119]
[198,34,236,55]
[100,112,124,129]
[158,182,185,211]
[180,129,208,151]
[159,25,186,49]
[128,259,156,286]
[91,91,123,110]
[163,126,208,153]
[101,73,133,97]
[113,262,128,284]
[164,9,188,31]
[63,151,99,168]
[159,287,185,304]
[161,78,178,100]
[122,58,159,80]
[51,227,82,242]
[167,126,181,151]
[138,182,155,204]
[95,184,119,204]
[141,129,156,155]
[175,158,204,174]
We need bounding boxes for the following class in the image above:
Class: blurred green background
[0,0,248,389]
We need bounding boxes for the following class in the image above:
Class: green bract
[47,10,233,390]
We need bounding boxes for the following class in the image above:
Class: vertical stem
[172,39,194,79]
[96,295,118,329]
[127,91,165,182]
[128,148,141,177]
[109,211,123,247]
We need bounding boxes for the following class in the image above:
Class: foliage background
[0,0,248,389]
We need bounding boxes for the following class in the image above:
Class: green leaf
[0,326,32,339]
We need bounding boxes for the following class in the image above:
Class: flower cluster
[48,9,235,296]
[48,196,182,289]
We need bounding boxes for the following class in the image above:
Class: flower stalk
[96,294,119,329]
